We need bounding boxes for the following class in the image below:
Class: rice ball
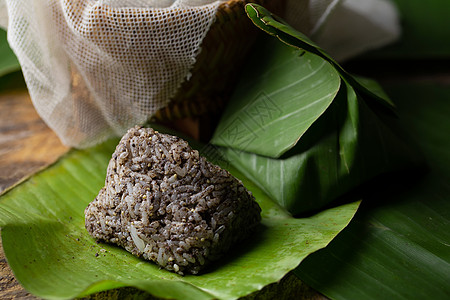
[85,126,261,275]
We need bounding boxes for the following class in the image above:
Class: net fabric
[0,0,399,148]
[0,0,224,147]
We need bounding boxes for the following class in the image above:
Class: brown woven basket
[153,0,286,121]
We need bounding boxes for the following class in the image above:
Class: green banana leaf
[211,38,341,158]
[211,6,421,215]
[0,133,359,299]
[217,79,419,215]
[0,29,20,78]
[295,83,450,299]
[243,3,396,111]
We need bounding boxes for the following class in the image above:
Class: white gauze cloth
[0,0,224,147]
[0,0,400,148]
[311,0,400,61]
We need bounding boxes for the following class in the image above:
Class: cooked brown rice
[85,126,261,275]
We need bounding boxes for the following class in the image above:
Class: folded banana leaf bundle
[211,4,422,215]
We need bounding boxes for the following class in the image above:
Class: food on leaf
[85,126,261,275]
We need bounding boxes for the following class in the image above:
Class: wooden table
[0,91,69,299]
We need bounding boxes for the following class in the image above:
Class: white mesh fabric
[1,0,224,147]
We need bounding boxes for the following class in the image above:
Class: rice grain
[85,126,261,275]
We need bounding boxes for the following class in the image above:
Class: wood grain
[0,92,69,193]
[0,91,68,299]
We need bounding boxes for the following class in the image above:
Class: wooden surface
[0,91,69,299]
[0,92,69,193]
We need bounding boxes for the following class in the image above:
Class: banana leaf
[0,133,359,299]
[295,82,450,299]
[242,3,396,111]
[211,6,421,215]
[0,28,20,77]
[217,79,419,215]
[211,39,341,158]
